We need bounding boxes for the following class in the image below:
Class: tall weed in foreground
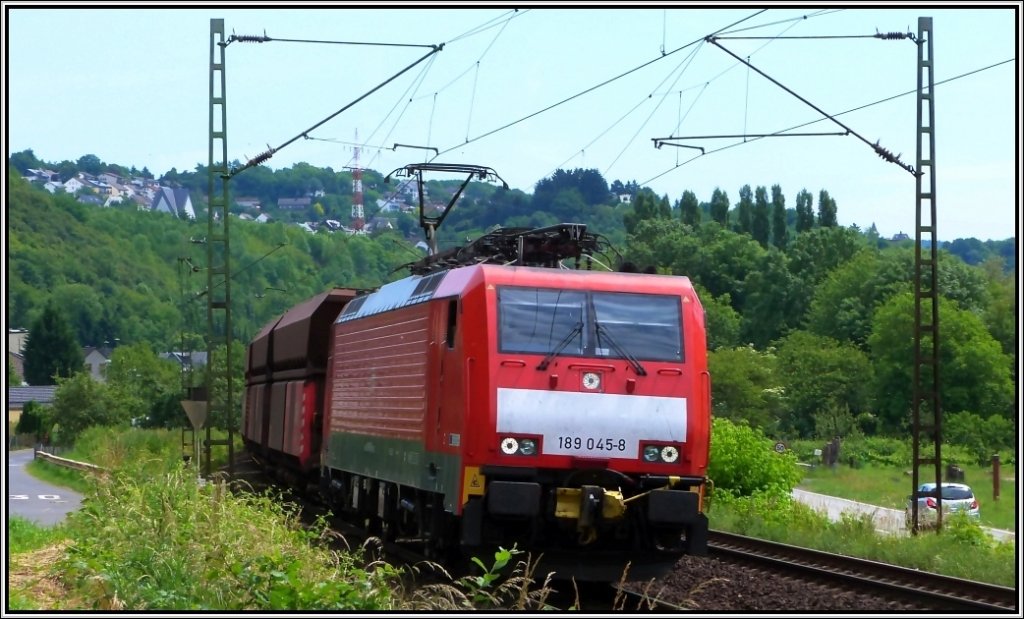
[57,462,401,610]
[9,517,67,554]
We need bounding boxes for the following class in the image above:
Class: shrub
[708,418,801,499]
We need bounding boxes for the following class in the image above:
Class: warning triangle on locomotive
[242,163,711,582]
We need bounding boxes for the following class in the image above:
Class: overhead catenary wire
[706,35,917,176]
[639,57,1014,187]
[431,10,770,160]
[552,7,822,183]
[231,44,443,177]
[229,32,437,49]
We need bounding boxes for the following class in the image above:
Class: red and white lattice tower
[351,129,365,230]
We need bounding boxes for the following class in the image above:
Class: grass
[9,516,67,554]
[7,517,78,611]
[797,463,1017,531]
[710,492,1017,587]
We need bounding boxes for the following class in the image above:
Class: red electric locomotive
[243,164,711,581]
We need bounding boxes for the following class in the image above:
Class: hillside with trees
[7,154,1016,454]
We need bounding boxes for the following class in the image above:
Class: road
[792,488,1015,544]
[7,448,83,526]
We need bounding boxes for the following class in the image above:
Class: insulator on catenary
[246,149,275,167]
[230,34,271,43]
[874,31,916,41]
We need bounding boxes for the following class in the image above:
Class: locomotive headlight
[500,437,519,455]
[643,445,660,462]
[661,445,680,463]
[519,438,537,456]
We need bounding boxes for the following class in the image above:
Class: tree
[10,149,41,174]
[622,189,665,235]
[770,184,788,249]
[679,190,700,228]
[23,300,84,385]
[740,249,803,348]
[49,372,130,444]
[9,364,23,387]
[868,292,1014,433]
[751,186,770,247]
[105,343,183,428]
[694,283,741,351]
[709,188,730,226]
[533,168,610,212]
[795,189,814,232]
[817,189,837,227]
[76,154,104,176]
[707,345,781,430]
[735,185,753,235]
[786,225,868,288]
[978,256,1016,356]
[15,400,50,441]
[774,330,873,438]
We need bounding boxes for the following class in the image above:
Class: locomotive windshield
[498,287,683,362]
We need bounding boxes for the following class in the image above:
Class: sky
[4,3,1021,242]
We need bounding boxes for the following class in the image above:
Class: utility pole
[910,16,941,534]
[204,18,234,479]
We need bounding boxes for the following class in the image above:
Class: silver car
[905,482,980,528]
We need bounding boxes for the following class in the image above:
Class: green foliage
[710,477,1016,587]
[709,491,829,539]
[709,187,730,226]
[786,225,868,288]
[49,373,132,445]
[7,172,416,353]
[868,293,1014,432]
[9,363,25,387]
[695,284,741,351]
[59,464,399,610]
[943,411,1016,465]
[678,190,700,227]
[817,189,837,227]
[773,330,873,438]
[707,418,801,499]
[708,346,781,429]
[459,546,523,607]
[770,184,788,249]
[734,185,753,234]
[23,299,84,385]
[977,256,1016,357]
[8,516,67,555]
[805,248,895,348]
[104,343,183,428]
[751,186,770,247]
[622,188,668,235]
[794,188,814,233]
[15,400,50,440]
[739,248,804,348]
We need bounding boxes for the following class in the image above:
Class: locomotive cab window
[498,288,586,355]
[497,287,682,362]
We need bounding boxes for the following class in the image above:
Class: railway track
[706,530,1018,611]
[225,457,1016,612]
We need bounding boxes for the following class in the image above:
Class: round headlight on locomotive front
[519,438,537,456]
[500,437,519,455]
[643,445,660,462]
[661,445,680,463]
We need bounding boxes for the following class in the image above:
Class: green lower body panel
[326,433,462,511]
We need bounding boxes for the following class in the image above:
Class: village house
[151,187,196,220]
[278,197,312,210]
[82,346,115,382]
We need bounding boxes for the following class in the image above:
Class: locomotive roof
[336,264,696,324]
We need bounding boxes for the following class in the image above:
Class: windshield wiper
[536,321,583,370]
[595,322,647,376]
